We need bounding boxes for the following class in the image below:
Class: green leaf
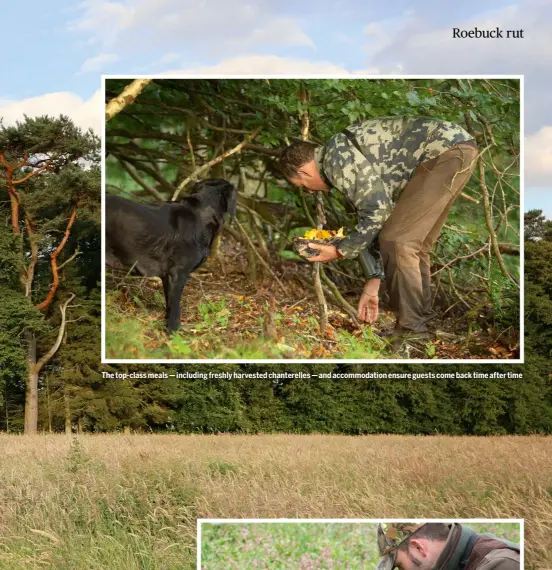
[406,91,421,106]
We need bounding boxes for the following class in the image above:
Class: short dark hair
[279,141,318,178]
[398,524,451,551]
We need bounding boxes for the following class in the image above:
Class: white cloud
[363,11,413,56]
[162,54,352,75]
[525,126,552,185]
[70,0,314,56]
[0,90,102,133]
[78,53,119,75]
[367,0,552,132]
[156,52,181,66]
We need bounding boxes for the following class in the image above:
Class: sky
[1,0,550,215]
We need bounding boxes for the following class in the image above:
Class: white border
[101,74,524,364]
[197,518,524,570]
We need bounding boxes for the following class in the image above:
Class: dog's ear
[224,183,237,219]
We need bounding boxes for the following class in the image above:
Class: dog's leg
[166,269,189,333]
[162,275,171,318]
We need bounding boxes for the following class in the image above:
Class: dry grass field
[0,434,549,569]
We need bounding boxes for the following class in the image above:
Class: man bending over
[279,116,478,338]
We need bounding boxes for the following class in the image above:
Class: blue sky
[1,0,550,216]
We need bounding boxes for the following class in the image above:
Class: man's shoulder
[474,547,520,570]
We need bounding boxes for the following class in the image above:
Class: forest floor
[105,235,519,360]
[0,434,543,570]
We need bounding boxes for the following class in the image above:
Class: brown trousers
[378,142,478,332]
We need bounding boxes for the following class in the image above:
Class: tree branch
[431,243,490,276]
[24,214,38,297]
[171,128,261,201]
[58,248,81,270]
[118,159,166,201]
[477,157,518,285]
[35,294,76,374]
[105,79,152,121]
[234,218,288,294]
[298,84,329,333]
[35,207,78,311]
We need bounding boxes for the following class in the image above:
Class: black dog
[105,178,237,332]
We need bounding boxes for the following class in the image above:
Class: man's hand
[357,294,379,324]
[307,243,339,263]
[357,278,381,324]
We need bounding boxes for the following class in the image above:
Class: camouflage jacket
[314,116,474,279]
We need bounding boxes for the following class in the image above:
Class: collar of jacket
[314,145,333,190]
[433,524,477,570]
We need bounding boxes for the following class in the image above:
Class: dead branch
[477,158,518,285]
[446,268,471,309]
[444,224,475,235]
[113,154,175,195]
[24,215,38,297]
[320,268,360,326]
[234,218,288,295]
[461,113,518,286]
[298,85,329,333]
[459,192,479,204]
[312,190,329,333]
[172,128,261,201]
[58,248,82,270]
[299,190,317,228]
[186,127,196,172]
[105,79,152,122]
[35,294,76,375]
[118,159,165,201]
[431,243,489,276]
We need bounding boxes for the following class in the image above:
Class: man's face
[287,160,330,193]
[393,539,441,570]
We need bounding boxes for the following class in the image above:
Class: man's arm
[335,197,393,260]
[323,134,394,262]
[358,247,385,281]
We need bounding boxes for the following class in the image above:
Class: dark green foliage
[0,115,101,432]
[0,115,99,167]
[525,209,552,241]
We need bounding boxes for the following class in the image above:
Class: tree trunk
[123,425,131,435]
[23,294,76,435]
[64,389,72,435]
[24,333,38,434]
[4,384,9,433]
[46,376,53,433]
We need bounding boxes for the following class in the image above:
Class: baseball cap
[376,523,427,570]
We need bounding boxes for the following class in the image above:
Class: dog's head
[192,178,237,220]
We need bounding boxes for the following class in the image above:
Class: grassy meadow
[0,434,547,569]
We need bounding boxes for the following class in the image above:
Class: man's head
[377,523,452,570]
[279,141,330,192]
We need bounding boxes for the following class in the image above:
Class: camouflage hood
[376,522,432,570]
